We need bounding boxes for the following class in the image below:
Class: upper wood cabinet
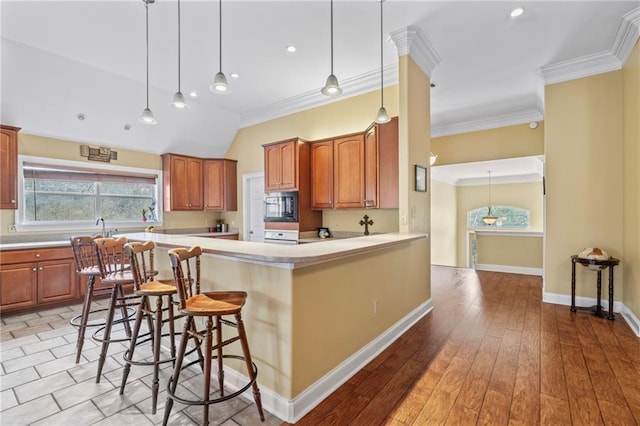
[204,159,237,211]
[264,139,298,192]
[310,141,334,209]
[333,134,366,209]
[310,117,398,210]
[162,154,203,211]
[0,125,20,210]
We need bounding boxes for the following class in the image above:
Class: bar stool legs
[162,312,265,426]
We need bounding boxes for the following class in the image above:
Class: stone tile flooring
[0,300,281,425]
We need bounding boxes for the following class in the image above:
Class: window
[16,156,162,231]
[467,205,530,228]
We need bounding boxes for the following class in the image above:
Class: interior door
[244,173,265,242]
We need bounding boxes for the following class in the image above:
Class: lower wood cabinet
[0,246,77,314]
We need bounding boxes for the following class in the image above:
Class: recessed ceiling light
[230,73,239,79]
[76,113,87,121]
[430,82,436,88]
[188,91,198,98]
[510,6,525,18]
[285,44,297,53]
[123,124,131,131]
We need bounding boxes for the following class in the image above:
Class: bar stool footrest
[166,354,258,406]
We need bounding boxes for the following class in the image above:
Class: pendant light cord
[219,0,223,73]
[177,0,181,92]
[145,0,150,109]
[330,0,334,74]
[379,0,384,108]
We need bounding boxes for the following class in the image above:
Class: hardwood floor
[289,266,640,425]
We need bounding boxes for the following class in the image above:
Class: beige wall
[223,87,400,236]
[432,122,544,166]
[0,133,221,236]
[430,179,457,266]
[476,234,543,268]
[623,40,640,319]
[455,181,543,267]
[544,71,624,301]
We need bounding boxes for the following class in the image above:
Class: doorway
[242,172,265,242]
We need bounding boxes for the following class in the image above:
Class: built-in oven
[264,191,298,223]
[263,230,299,245]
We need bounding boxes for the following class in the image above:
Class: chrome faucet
[96,217,106,236]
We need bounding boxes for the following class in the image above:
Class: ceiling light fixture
[482,170,498,225]
[321,0,342,97]
[188,90,198,97]
[138,0,157,125]
[230,73,239,79]
[375,0,390,124]
[510,6,525,18]
[285,44,297,53]
[210,0,230,94]
[171,0,188,109]
[430,152,438,166]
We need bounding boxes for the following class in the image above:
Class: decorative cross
[359,215,374,236]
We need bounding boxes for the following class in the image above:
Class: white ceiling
[1,1,638,160]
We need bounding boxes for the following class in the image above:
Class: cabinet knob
[32,268,37,271]
[35,254,40,257]
[39,267,43,271]
[11,200,15,203]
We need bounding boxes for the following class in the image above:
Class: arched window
[468,205,530,228]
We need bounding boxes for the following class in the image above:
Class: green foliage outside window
[468,205,530,228]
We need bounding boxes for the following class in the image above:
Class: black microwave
[264,191,298,222]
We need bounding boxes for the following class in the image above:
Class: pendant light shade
[482,170,498,225]
[430,152,438,166]
[171,0,189,109]
[321,0,342,97]
[138,0,157,125]
[210,0,230,94]
[375,0,390,124]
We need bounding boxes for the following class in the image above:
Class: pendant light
[321,0,342,96]
[482,170,498,225]
[210,0,230,94]
[171,0,189,108]
[375,0,390,124]
[138,0,157,125]
[430,152,438,166]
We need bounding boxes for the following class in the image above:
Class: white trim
[611,7,640,66]
[621,305,640,337]
[474,230,543,238]
[216,299,433,423]
[431,108,543,138]
[475,263,543,277]
[539,51,622,85]
[389,25,441,78]
[454,173,543,187]
[544,292,640,337]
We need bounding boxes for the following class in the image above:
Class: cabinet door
[167,155,203,210]
[310,141,334,209]
[0,262,38,310]
[364,128,379,208]
[37,258,77,304]
[204,159,237,211]
[278,141,297,190]
[0,126,19,209]
[186,157,203,210]
[264,144,282,192]
[378,117,399,208]
[333,135,365,209]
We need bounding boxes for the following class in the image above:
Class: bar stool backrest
[94,236,130,279]
[70,235,103,273]
[168,246,202,309]
[124,241,156,291]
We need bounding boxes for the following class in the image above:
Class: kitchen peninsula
[123,231,430,422]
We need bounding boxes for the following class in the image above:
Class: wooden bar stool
[93,236,138,383]
[119,241,181,415]
[69,234,113,364]
[163,246,264,426]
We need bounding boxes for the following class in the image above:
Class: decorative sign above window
[80,145,118,162]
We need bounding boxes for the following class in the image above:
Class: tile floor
[0,300,282,425]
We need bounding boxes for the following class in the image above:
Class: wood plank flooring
[288,266,640,425]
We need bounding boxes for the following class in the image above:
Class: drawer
[1,246,74,264]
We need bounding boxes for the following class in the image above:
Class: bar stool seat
[163,246,264,426]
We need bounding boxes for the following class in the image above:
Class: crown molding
[240,65,397,128]
[431,108,543,138]
[389,25,441,78]
[539,7,640,85]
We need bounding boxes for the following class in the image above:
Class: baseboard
[543,290,640,337]
[213,299,434,423]
[475,263,543,276]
